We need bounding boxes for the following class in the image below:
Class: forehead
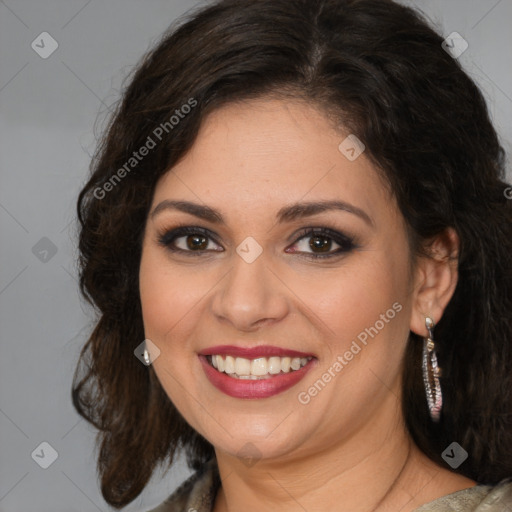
[152,98,391,222]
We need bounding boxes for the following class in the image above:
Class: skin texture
[139,98,474,511]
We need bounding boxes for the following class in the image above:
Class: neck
[212,401,449,511]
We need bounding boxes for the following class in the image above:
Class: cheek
[299,258,411,399]
[299,258,404,336]
[139,248,205,341]
[139,249,199,398]
[139,252,172,338]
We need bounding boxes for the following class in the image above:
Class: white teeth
[251,358,268,376]
[208,354,312,378]
[268,357,282,374]
[235,357,251,376]
[224,355,236,374]
[290,357,301,371]
[281,357,291,373]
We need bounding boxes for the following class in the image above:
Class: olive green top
[147,458,512,511]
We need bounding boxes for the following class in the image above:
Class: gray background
[0,1,511,511]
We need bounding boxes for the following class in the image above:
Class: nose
[211,250,289,332]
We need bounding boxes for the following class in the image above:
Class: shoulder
[145,457,220,512]
[414,478,512,511]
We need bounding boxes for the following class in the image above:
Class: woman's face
[139,98,418,462]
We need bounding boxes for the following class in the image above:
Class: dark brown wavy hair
[72,0,512,507]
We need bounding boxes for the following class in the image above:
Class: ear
[410,228,460,336]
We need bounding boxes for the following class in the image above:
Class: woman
[72,0,512,510]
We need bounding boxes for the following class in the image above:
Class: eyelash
[156,225,357,260]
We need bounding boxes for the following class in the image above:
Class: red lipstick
[198,345,316,399]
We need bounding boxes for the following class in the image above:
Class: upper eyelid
[288,228,356,251]
[157,225,350,240]
[167,226,224,247]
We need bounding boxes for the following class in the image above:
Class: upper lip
[198,345,315,359]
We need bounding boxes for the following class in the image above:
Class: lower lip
[199,355,316,399]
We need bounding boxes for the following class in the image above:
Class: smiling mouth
[206,354,313,380]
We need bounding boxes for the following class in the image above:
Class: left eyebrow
[276,200,374,227]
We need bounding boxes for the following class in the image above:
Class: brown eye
[286,227,356,259]
[309,235,333,253]
[158,227,223,255]
[185,234,208,250]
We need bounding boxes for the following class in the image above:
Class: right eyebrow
[150,200,225,224]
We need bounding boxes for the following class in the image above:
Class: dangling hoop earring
[422,316,442,422]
